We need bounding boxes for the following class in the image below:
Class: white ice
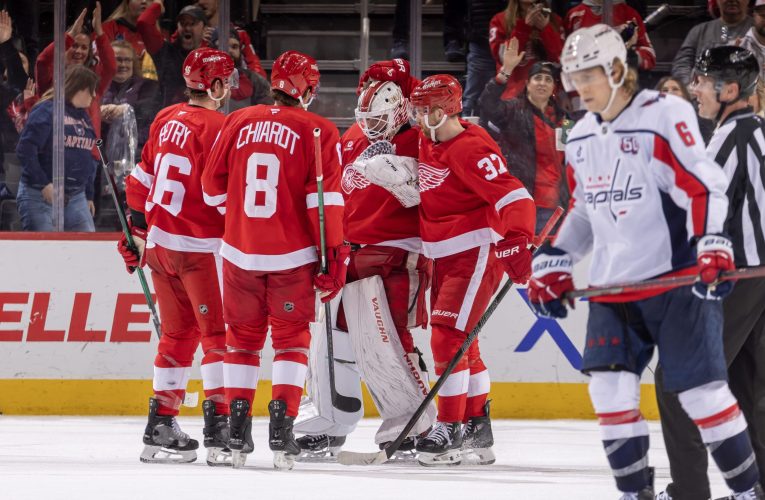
[0,417,730,500]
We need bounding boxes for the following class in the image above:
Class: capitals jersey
[126,103,225,253]
[340,123,421,252]
[201,105,344,272]
[556,90,729,292]
[418,121,535,258]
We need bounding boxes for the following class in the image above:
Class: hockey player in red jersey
[201,50,347,470]
[296,79,434,460]
[409,74,536,466]
[117,47,236,466]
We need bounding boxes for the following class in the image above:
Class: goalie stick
[337,206,565,466]
[96,139,161,340]
[313,128,362,414]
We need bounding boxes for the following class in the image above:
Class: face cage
[355,101,409,141]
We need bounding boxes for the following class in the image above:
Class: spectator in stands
[35,3,116,140]
[101,40,159,159]
[138,1,206,106]
[16,65,99,232]
[489,0,565,100]
[4,0,39,68]
[103,0,149,59]
[462,0,506,116]
[224,32,255,111]
[736,0,765,80]
[0,10,29,186]
[479,38,571,232]
[655,76,715,145]
[672,0,752,85]
[391,0,468,62]
[564,0,655,72]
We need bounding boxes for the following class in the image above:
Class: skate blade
[273,451,297,470]
[231,449,249,469]
[417,449,462,467]
[140,445,197,464]
[461,447,496,466]
[206,447,233,467]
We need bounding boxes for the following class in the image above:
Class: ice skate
[140,398,198,464]
[461,400,496,465]
[716,484,765,500]
[416,422,463,467]
[295,434,346,462]
[268,399,300,470]
[617,489,654,500]
[228,399,253,469]
[379,436,419,462]
[202,399,231,467]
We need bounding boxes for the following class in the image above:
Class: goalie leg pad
[343,276,436,444]
[294,293,364,436]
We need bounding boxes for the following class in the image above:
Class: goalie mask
[355,81,410,142]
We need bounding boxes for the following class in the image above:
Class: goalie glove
[354,153,421,208]
[117,216,147,274]
[314,244,352,303]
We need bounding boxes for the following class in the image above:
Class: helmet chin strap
[298,92,315,110]
[423,113,448,142]
[597,69,627,118]
[207,86,229,108]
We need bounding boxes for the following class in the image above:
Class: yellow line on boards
[0,380,659,419]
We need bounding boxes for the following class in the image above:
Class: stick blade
[337,450,388,466]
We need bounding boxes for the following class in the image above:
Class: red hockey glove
[495,236,532,284]
[117,219,147,274]
[357,59,420,97]
[314,244,351,303]
[693,234,735,300]
[527,243,574,319]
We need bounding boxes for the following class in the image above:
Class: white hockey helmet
[355,80,410,141]
[560,24,627,92]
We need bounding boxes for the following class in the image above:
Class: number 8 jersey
[201,105,344,271]
[126,103,226,252]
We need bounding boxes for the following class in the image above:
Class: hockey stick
[313,128,362,414]
[337,206,564,466]
[567,266,765,300]
[96,140,161,340]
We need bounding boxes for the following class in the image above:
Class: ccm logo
[495,246,520,258]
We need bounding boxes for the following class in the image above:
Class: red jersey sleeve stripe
[653,134,709,236]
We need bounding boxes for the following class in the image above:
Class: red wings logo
[342,164,370,194]
[418,163,450,192]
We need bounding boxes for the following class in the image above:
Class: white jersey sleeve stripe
[130,164,155,189]
[495,187,533,212]
[306,192,345,208]
[203,191,227,207]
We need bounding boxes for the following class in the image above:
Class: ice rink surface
[0,417,730,500]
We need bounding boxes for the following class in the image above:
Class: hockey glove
[356,59,420,97]
[693,234,735,300]
[527,243,574,318]
[495,236,532,284]
[117,216,147,274]
[314,244,352,303]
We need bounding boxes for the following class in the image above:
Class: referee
[655,46,765,500]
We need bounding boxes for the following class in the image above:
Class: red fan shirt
[201,105,344,271]
[340,124,421,251]
[126,103,226,253]
[417,121,535,258]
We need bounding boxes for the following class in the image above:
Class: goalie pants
[222,260,315,417]
[430,244,502,423]
[337,244,430,353]
[145,246,226,416]
[655,278,765,499]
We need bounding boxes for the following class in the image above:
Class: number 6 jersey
[125,103,226,252]
[201,105,344,271]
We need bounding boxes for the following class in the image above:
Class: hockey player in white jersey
[528,25,763,500]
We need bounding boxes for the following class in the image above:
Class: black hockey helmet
[693,45,760,99]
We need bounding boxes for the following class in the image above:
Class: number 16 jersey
[201,105,344,272]
[126,103,226,253]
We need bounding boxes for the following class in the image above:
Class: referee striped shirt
[707,107,765,267]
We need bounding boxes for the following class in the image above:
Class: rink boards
[0,234,660,418]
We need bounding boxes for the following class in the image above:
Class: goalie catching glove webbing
[353,141,421,208]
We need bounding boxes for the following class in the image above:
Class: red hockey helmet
[183,48,236,91]
[271,50,320,101]
[409,74,462,117]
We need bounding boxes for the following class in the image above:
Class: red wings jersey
[418,121,535,258]
[340,124,421,251]
[126,103,225,253]
[201,105,344,272]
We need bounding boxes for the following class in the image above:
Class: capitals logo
[583,159,644,220]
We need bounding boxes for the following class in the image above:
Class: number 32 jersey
[555,90,729,288]
[201,105,344,272]
[126,103,226,253]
